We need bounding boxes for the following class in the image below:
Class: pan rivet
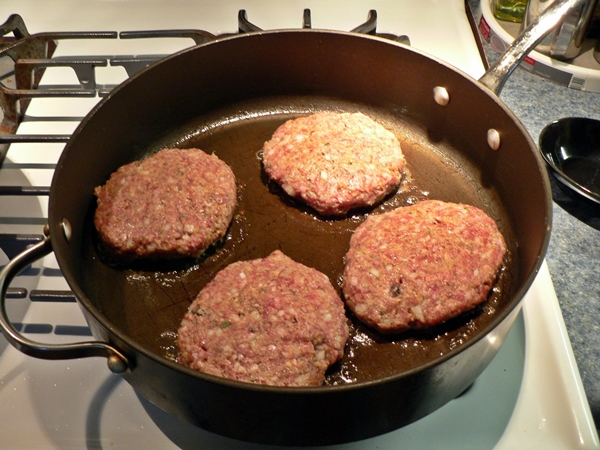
[487,129,501,150]
[107,354,129,374]
[433,86,450,106]
[61,219,72,242]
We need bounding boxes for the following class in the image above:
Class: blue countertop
[469,0,600,430]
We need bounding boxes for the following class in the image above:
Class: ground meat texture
[177,250,349,386]
[262,112,404,216]
[94,148,236,259]
[342,200,507,333]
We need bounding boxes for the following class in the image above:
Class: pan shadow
[85,373,123,450]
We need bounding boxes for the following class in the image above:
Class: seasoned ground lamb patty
[342,200,507,333]
[177,250,349,386]
[94,148,236,259]
[262,112,404,216]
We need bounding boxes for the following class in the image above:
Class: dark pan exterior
[48,30,551,445]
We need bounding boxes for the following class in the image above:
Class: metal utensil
[521,0,599,60]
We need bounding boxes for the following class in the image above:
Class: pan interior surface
[79,95,518,385]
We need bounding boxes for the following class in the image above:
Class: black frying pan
[0,0,581,445]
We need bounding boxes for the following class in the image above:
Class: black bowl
[539,117,600,204]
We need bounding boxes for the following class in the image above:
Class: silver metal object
[0,237,130,373]
[487,128,502,150]
[61,218,72,242]
[479,0,587,94]
[521,0,598,60]
[433,86,450,105]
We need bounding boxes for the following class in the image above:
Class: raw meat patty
[94,148,237,259]
[342,200,507,333]
[262,112,404,216]
[177,250,349,386]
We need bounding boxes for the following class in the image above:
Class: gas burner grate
[0,10,409,137]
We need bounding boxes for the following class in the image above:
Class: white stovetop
[0,0,485,79]
[0,1,597,448]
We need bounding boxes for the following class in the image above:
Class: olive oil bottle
[494,0,529,22]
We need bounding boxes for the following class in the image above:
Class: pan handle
[0,235,130,374]
[478,0,585,95]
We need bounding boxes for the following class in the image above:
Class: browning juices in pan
[80,96,517,385]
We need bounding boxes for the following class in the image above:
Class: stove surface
[0,0,597,448]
